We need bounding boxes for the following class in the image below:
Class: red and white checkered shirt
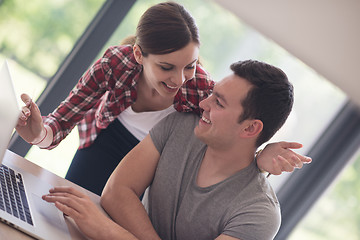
[43,45,214,149]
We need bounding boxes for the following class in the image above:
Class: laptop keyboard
[0,164,33,225]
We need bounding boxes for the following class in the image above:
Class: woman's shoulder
[195,64,215,87]
[195,63,211,79]
[182,64,214,92]
[101,45,138,69]
[105,44,133,54]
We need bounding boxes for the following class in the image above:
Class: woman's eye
[186,65,195,70]
[160,66,173,71]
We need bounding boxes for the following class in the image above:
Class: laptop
[0,60,71,240]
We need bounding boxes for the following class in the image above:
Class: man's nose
[199,94,211,111]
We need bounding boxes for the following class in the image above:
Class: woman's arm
[17,46,130,149]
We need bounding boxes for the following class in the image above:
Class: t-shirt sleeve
[149,112,179,154]
[222,201,281,240]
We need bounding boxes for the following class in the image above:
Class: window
[289,150,360,239]
[0,0,104,176]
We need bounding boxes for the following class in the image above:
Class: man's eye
[216,99,224,108]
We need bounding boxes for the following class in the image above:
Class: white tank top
[117,105,176,141]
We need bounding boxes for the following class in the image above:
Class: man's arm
[42,187,138,240]
[101,134,161,240]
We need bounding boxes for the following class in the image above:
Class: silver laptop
[0,60,71,240]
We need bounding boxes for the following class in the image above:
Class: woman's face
[134,42,199,98]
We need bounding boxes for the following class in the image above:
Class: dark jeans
[65,119,140,196]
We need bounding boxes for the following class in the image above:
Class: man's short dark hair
[230,60,294,147]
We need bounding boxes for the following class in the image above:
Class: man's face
[194,74,253,150]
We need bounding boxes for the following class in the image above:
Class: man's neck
[196,145,255,188]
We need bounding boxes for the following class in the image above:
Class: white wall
[215,0,360,107]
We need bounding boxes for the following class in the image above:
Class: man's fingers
[54,201,81,219]
[49,187,86,198]
[43,193,85,214]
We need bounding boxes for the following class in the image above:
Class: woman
[16,1,310,195]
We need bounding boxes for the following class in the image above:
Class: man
[43,60,296,240]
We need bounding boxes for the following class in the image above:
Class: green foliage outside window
[0,0,102,78]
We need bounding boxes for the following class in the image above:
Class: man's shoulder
[237,171,280,210]
[151,112,199,141]
[166,111,200,125]
[223,176,281,239]
[231,173,281,235]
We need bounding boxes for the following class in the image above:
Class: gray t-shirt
[145,112,281,240]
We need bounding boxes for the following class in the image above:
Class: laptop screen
[0,60,21,162]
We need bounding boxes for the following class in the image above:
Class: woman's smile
[162,82,180,93]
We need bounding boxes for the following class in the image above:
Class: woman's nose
[175,71,186,86]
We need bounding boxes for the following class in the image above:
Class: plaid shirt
[43,45,215,149]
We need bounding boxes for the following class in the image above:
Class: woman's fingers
[21,93,32,105]
[279,141,303,149]
[278,141,312,167]
[277,155,295,172]
[270,158,282,175]
[20,93,42,121]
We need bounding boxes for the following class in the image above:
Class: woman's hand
[257,141,312,175]
[16,93,45,143]
[42,186,122,240]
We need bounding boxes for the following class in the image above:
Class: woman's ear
[241,120,263,138]
[133,44,143,64]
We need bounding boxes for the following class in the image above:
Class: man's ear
[133,44,143,64]
[241,120,263,138]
